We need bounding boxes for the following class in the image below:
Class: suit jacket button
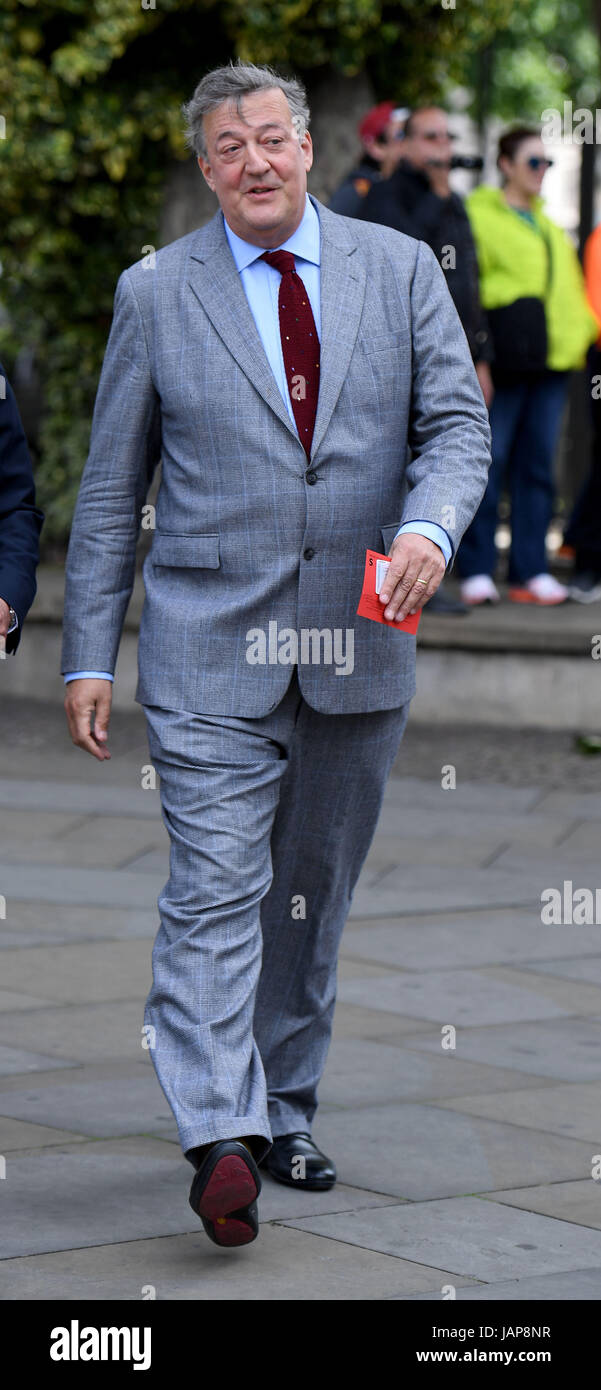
[303,547,315,560]
[306,471,317,484]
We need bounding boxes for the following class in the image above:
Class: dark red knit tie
[260,249,320,459]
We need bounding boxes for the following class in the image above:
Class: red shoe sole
[209,1215,257,1247]
[197,1154,258,1222]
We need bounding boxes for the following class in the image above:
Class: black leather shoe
[189,1140,261,1246]
[263,1132,336,1190]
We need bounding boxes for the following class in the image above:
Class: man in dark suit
[0,362,44,654]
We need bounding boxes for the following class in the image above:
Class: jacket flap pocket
[380,523,401,554]
[364,331,407,356]
[151,533,220,568]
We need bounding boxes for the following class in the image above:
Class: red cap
[358,101,397,144]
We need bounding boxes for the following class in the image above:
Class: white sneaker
[509,573,569,605]
[460,575,501,605]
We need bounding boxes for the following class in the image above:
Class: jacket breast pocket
[363,330,408,357]
[150,533,221,568]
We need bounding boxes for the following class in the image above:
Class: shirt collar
[223,193,321,272]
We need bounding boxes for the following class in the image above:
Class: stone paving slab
[401,1016,601,1082]
[373,809,573,850]
[0,809,86,840]
[435,1081,601,1143]
[480,1180,601,1229]
[350,865,538,918]
[0,862,165,907]
[522,956,601,986]
[0,903,157,948]
[0,895,157,950]
[478,965,601,1015]
[397,1267,601,1300]
[551,821,601,859]
[0,1139,208,1258]
[535,791,601,819]
[0,1043,76,1077]
[363,834,510,871]
[381,778,542,813]
[0,777,159,818]
[331,1003,433,1040]
[0,817,168,870]
[309,1104,592,1200]
[0,1059,152,1095]
[0,1117,90,1152]
[0,1000,147,1064]
[342,912,601,970]
[0,1226,479,1301]
[0,941,152,1004]
[487,849,601,885]
[317,1039,555,1109]
[0,1075,174,1140]
[0,987,57,1011]
[281,1195,601,1282]
[336,966,581,1026]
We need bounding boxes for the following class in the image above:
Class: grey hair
[182,59,310,159]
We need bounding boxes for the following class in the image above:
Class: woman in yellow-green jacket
[457,126,599,606]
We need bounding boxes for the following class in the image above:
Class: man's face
[401,108,453,173]
[197,88,313,247]
[500,136,551,198]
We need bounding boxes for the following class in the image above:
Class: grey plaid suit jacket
[61,193,491,715]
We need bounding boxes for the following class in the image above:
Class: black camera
[450,155,484,171]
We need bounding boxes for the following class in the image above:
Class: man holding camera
[361,106,492,401]
[361,105,492,614]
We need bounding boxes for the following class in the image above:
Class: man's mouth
[246,186,278,197]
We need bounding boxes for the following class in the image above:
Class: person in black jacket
[0,361,44,655]
[361,106,492,390]
[360,105,492,614]
[329,102,407,219]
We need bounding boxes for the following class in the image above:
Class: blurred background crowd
[3,0,601,629]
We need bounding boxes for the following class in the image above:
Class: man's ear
[197,155,216,191]
[301,130,314,173]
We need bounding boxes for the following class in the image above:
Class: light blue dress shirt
[64,194,450,684]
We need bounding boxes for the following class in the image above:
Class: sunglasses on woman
[526,156,554,170]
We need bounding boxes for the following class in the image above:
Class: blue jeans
[457,370,570,583]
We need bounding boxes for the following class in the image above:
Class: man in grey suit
[63,60,490,1248]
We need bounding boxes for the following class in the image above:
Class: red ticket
[356,549,422,634]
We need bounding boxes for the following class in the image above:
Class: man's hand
[475,360,494,409]
[64,678,113,761]
[0,597,10,641]
[379,533,446,621]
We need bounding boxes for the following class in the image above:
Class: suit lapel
[308,197,366,461]
[186,196,366,462]
[188,210,298,443]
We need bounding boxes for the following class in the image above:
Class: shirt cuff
[393,522,453,568]
[64,671,114,683]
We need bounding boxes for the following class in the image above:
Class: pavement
[1,698,601,1301]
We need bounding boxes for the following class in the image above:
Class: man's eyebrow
[215,122,287,144]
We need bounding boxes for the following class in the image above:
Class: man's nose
[244,144,272,173]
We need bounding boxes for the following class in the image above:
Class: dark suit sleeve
[0,362,44,653]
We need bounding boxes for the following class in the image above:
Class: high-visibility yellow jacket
[465,184,600,371]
